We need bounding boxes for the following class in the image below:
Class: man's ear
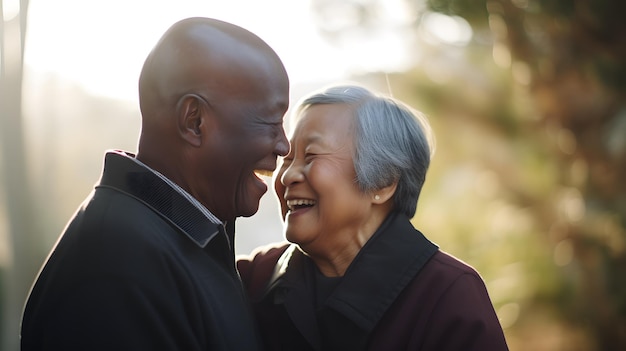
[372,181,398,204]
[177,94,206,147]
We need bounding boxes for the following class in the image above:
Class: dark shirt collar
[97,150,226,249]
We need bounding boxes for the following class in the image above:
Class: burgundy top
[238,212,509,351]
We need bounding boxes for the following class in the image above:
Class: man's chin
[237,202,261,218]
[236,193,265,218]
[234,178,267,217]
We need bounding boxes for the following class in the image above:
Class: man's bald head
[138,17,285,119]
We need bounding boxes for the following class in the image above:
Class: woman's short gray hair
[294,84,434,217]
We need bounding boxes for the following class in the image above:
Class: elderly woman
[237,85,508,350]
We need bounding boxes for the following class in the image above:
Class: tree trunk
[0,0,36,350]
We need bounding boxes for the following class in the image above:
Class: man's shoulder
[69,186,166,243]
[55,186,186,276]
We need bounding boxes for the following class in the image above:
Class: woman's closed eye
[304,153,317,162]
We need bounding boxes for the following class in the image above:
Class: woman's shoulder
[236,242,292,297]
[417,250,488,291]
[429,250,480,275]
[237,242,292,265]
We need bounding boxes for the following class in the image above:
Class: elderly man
[21,17,289,350]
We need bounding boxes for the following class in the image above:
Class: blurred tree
[310,0,626,350]
[0,0,38,350]
[424,1,626,350]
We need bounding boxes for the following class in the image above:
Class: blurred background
[1,0,625,350]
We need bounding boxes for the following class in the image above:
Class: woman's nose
[280,159,304,187]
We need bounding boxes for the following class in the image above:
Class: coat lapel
[325,213,438,332]
[270,245,323,351]
[266,213,439,349]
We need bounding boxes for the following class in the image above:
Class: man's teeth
[255,170,273,177]
[286,199,316,210]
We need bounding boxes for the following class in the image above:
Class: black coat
[21,150,262,350]
[238,212,509,351]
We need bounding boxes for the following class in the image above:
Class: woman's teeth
[286,199,316,211]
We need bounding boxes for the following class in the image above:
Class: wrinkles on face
[274,104,376,274]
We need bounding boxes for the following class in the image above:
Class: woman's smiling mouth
[286,199,316,212]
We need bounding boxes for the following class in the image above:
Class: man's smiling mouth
[254,169,273,178]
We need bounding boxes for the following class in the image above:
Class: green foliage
[416,1,626,350]
[427,0,490,24]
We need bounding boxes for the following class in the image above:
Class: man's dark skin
[137,17,290,222]
[20,17,290,350]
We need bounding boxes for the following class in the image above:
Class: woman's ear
[177,94,206,147]
[372,181,398,204]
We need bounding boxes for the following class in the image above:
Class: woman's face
[274,103,373,256]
